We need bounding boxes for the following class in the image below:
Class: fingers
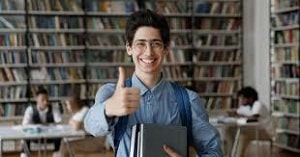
[163,145,182,157]
[116,67,126,89]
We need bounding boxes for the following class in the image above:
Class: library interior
[0,0,299,157]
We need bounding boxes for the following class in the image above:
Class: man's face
[36,94,49,110]
[126,26,169,77]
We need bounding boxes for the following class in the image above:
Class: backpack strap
[171,83,193,146]
[113,79,131,154]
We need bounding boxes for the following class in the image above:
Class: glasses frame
[132,39,165,52]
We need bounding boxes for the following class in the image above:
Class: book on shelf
[130,123,187,157]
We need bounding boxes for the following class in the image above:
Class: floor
[4,143,299,157]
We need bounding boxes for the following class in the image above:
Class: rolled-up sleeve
[84,83,118,136]
[188,90,223,157]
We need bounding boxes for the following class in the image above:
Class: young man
[21,88,62,157]
[84,10,222,157]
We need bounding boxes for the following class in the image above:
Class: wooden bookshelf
[270,0,300,153]
[0,0,244,118]
[192,0,243,111]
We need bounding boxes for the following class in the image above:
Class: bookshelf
[270,0,300,153]
[0,0,243,119]
[192,0,243,111]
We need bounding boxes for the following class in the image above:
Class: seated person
[225,86,272,157]
[59,94,107,156]
[21,88,62,157]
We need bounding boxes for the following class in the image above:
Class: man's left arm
[188,90,223,157]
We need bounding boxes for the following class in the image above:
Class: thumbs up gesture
[105,67,141,117]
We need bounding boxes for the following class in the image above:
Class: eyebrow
[134,39,163,42]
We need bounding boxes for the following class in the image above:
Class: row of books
[0,16,25,29]
[87,34,125,46]
[29,33,84,47]
[29,16,83,29]
[193,65,241,78]
[195,34,239,46]
[277,116,299,132]
[0,68,27,82]
[194,81,236,94]
[28,0,82,12]
[0,0,22,11]
[31,50,84,64]
[87,17,126,30]
[275,133,300,150]
[1,103,28,117]
[195,1,240,14]
[195,18,241,30]
[30,67,84,81]
[274,29,299,44]
[274,81,300,97]
[205,97,233,111]
[0,85,27,99]
[272,64,300,78]
[273,99,300,114]
[273,0,299,10]
[273,47,299,62]
[0,33,25,46]
[87,50,131,63]
[193,50,240,62]
[0,51,27,64]
[272,11,299,27]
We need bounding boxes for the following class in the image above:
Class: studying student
[59,94,107,156]
[84,10,222,157]
[225,86,272,157]
[21,88,62,157]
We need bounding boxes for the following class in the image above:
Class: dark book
[130,123,187,157]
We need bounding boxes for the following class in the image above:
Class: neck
[136,72,161,89]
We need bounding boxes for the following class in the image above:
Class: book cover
[130,123,187,157]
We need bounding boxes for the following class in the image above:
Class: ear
[126,43,133,56]
[163,45,170,55]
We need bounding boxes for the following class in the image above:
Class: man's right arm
[84,84,117,137]
[22,106,33,125]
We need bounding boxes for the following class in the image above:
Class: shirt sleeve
[22,106,33,125]
[251,101,262,115]
[84,83,118,137]
[188,90,223,157]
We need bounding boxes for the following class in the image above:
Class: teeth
[141,58,155,63]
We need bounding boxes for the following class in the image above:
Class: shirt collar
[131,73,166,99]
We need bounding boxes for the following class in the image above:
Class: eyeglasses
[132,39,164,52]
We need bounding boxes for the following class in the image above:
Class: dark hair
[237,86,258,101]
[125,9,170,46]
[36,87,48,96]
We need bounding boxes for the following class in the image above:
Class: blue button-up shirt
[84,74,222,157]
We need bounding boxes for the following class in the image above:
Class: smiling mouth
[140,58,156,64]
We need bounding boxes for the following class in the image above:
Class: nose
[143,42,154,55]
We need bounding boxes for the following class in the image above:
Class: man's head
[125,10,170,76]
[237,86,258,106]
[125,9,170,47]
[35,88,49,110]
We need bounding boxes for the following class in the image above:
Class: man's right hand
[105,67,140,117]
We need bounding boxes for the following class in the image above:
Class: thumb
[116,67,126,88]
